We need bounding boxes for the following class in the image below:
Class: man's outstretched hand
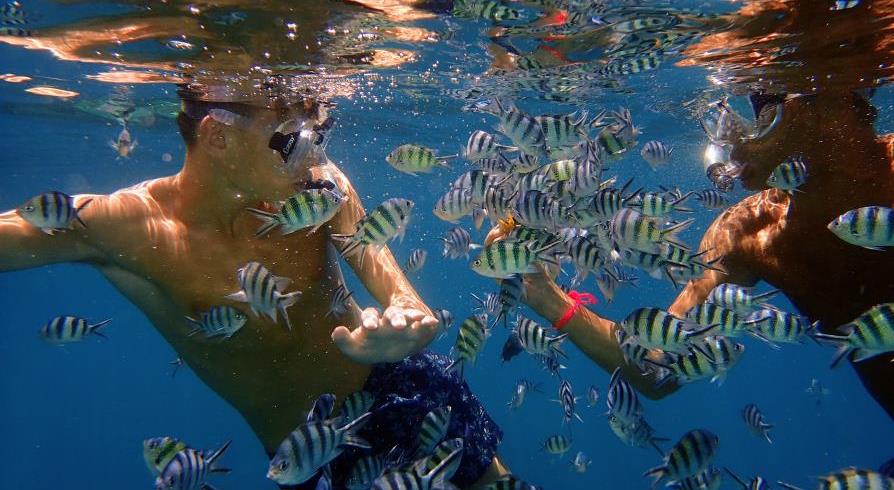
[331,305,439,364]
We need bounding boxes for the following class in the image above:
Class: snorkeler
[0,91,507,488]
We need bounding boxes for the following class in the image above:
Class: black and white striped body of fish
[267,413,372,485]
[705,284,780,316]
[644,429,720,488]
[17,191,93,235]
[306,393,337,423]
[515,315,568,359]
[465,130,517,160]
[743,309,819,348]
[542,434,572,456]
[441,227,480,260]
[493,99,549,161]
[185,305,247,340]
[404,249,428,274]
[814,302,894,367]
[640,140,673,169]
[434,308,455,340]
[225,262,302,331]
[777,468,894,490]
[327,285,354,318]
[671,467,723,490]
[452,170,506,205]
[630,192,694,217]
[333,198,415,265]
[493,275,525,329]
[606,367,643,424]
[513,190,562,229]
[370,443,463,490]
[341,391,376,423]
[651,336,745,387]
[415,406,452,458]
[767,155,808,192]
[686,303,746,337]
[742,404,773,444]
[346,453,387,490]
[536,110,589,150]
[417,438,464,479]
[607,413,668,455]
[827,206,894,251]
[447,314,490,376]
[434,188,474,224]
[40,315,111,344]
[694,190,728,209]
[483,186,517,225]
[508,378,540,410]
[611,208,694,254]
[154,441,231,490]
[246,188,344,237]
[621,307,718,355]
[555,379,582,425]
[471,292,501,318]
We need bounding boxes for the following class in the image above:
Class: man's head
[176,88,330,195]
[728,91,878,190]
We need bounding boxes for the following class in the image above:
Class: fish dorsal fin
[307,393,337,422]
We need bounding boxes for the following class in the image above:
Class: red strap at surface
[553,291,597,330]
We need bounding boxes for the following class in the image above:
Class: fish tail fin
[549,333,570,359]
[423,446,464,488]
[752,289,781,303]
[660,218,695,247]
[206,440,232,473]
[341,412,373,449]
[277,291,302,331]
[74,198,94,228]
[246,208,281,237]
[446,358,465,378]
[672,191,694,208]
[643,465,667,489]
[829,343,853,369]
[88,319,112,336]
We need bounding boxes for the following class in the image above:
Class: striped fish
[465,130,516,160]
[767,156,808,192]
[567,235,608,284]
[706,284,780,315]
[493,100,548,160]
[571,451,591,473]
[471,292,501,317]
[17,191,92,235]
[536,111,589,150]
[185,305,247,340]
[154,442,230,490]
[371,444,462,490]
[778,468,894,490]
[607,413,668,455]
[453,0,524,22]
[307,393,337,423]
[433,188,473,223]
[452,170,504,204]
[742,404,773,444]
[484,186,517,224]
[621,307,717,354]
[346,453,387,490]
[225,262,302,331]
[744,309,818,348]
[39,315,111,344]
[386,144,454,175]
[404,249,427,274]
[556,379,582,425]
[542,435,572,456]
[653,336,745,386]
[267,413,372,485]
[514,153,541,173]
[473,206,487,230]
[333,198,415,264]
[827,206,894,251]
[686,303,745,337]
[606,367,643,423]
[247,188,344,237]
[614,329,660,372]
[672,468,723,490]
[631,192,694,217]
[587,386,600,408]
[695,190,728,209]
[508,379,539,410]
[611,208,694,254]
[640,141,673,169]
[447,314,489,376]
[416,406,452,458]
[476,154,515,175]
[341,391,376,423]
[557,161,603,202]
[501,333,521,364]
[515,315,568,358]
[516,172,553,194]
[470,239,558,278]
[441,227,480,260]
[482,475,541,490]
[644,429,720,488]
[493,275,525,328]
[582,178,640,219]
[814,303,894,367]
[144,437,188,476]
[538,353,566,376]
[434,308,455,340]
[538,159,577,182]
[326,284,354,318]
[513,190,562,229]
[419,438,464,475]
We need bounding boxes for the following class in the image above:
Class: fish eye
[472,259,481,266]
[149,440,159,449]
[23,205,35,212]
[278,460,288,471]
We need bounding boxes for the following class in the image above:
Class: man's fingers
[401,308,427,323]
[361,307,380,330]
[387,309,407,329]
[331,326,358,354]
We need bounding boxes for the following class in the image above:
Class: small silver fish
[225,262,302,331]
[17,191,92,235]
[185,305,247,340]
[742,403,773,444]
[154,442,230,490]
[326,285,354,318]
[441,226,480,260]
[404,249,428,273]
[109,126,137,158]
[640,140,672,169]
[571,451,591,473]
[40,315,111,344]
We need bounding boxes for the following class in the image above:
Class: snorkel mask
[207,108,333,178]
[699,93,785,191]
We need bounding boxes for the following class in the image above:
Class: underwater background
[1,0,893,488]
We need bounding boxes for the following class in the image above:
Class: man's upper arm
[0,194,105,272]
[668,205,758,316]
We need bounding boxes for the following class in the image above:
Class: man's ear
[197,116,227,151]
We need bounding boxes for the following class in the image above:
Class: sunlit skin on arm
[484,199,761,400]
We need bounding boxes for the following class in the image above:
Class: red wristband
[553,290,597,330]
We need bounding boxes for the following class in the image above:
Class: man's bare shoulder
[75,177,178,244]
[701,189,789,267]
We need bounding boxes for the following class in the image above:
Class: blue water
[1,1,893,489]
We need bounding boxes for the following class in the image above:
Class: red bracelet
[553,290,597,330]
